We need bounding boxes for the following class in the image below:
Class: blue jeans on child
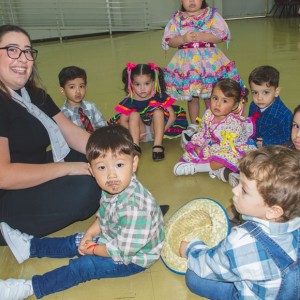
[30,233,145,299]
[185,269,240,300]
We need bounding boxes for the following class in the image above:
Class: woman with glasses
[0,25,101,246]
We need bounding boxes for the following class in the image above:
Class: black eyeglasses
[0,46,38,61]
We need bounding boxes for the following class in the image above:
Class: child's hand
[182,30,197,43]
[179,241,189,258]
[78,240,97,256]
[194,146,202,155]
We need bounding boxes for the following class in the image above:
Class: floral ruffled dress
[181,109,257,172]
[162,7,245,101]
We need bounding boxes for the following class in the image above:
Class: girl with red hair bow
[108,62,188,161]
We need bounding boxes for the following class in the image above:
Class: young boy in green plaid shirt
[0,125,165,299]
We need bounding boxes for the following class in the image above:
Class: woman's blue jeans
[185,269,240,300]
[30,234,145,299]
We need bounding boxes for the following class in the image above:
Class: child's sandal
[152,145,165,161]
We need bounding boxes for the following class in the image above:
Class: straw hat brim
[161,198,229,275]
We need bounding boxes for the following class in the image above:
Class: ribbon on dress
[221,131,238,156]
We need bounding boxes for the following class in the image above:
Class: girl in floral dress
[162,0,245,138]
[173,79,256,183]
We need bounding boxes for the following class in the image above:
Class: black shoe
[160,205,169,216]
[152,145,165,161]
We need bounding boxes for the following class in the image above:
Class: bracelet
[86,243,98,255]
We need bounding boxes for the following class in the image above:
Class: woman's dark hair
[122,63,166,95]
[0,24,42,96]
[181,0,208,11]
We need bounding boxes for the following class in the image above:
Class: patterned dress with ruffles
[108,92,188,139]
[181,109,257,172]
[162,7,245,101]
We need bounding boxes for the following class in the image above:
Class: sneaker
[0,279,33,300]
[181,124,198,149]
[0,223,32,264]
[229,172,240,188]
[174,162,199,176]
[209,168,227,182]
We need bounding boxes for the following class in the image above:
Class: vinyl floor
[0,16,299,300]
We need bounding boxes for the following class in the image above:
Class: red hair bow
[126,62,136,71]
[148,62,158,70]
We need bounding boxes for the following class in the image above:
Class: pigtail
[126,62,137,99]
[148,62,163,97]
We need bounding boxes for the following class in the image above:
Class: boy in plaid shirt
[180,146,300,299]
[60,66,107,132]
[0,125,164,299]
[248,65,292,148]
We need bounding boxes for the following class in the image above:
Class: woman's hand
[179,241,189,258]
[65,162,91,176]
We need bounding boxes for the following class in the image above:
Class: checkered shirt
[61,100,107,130]
[249,97,293,146]
[95,174,164,268]
[186,215,300,299]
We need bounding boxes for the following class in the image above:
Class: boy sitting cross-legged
[0,125,164,299]
[180,145,300,299]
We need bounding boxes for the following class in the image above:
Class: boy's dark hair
[122,63,166,95]
[58,66,87,87]
[213,78,249,103]
[181,1,208,11]
[248,65,279,88]
[238,145,300,221]
[86,125,138,162]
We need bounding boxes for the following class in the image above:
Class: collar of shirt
[63,99,87,112]
[242,215,300,235]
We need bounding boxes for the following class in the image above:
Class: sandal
[152,145,165,161]
[134,143,142,155]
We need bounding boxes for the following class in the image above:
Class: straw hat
[161,198,230,274]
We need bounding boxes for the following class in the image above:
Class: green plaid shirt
[96,174,164,268]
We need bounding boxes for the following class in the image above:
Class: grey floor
[0,16,299,300]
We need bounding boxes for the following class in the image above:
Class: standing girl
[173,79,256,182]
[109,62,188,161]
[162,0,245,136]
